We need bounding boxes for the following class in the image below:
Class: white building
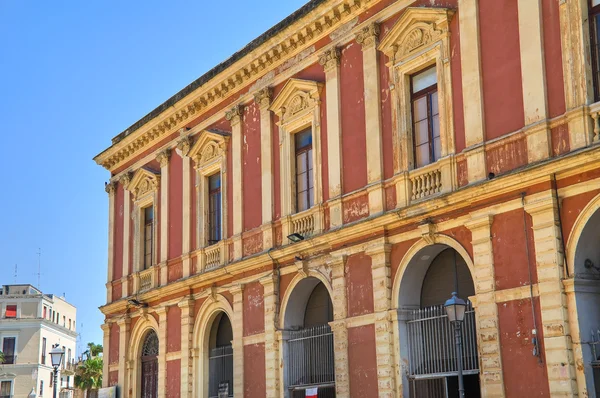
[0,284,77,398]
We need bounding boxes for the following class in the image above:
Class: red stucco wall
[346,253,374,317]
[243,282,265,336]
[167,305,181,353]
[380,19,395,179]
[542,0,566,118]
[113,185,124,281]
[108,371,118,387]
[498,298,549,397]
[340,40,367,194]
[451,9,466,153]
[243,102,262,231]
[551,124,570,157]
[348,325,379,397]
[244,343,266,398]
[479,0,525,140]
[166,359,181,398]
[109,323,120,365]
[169,151,183,259]
[343,194,370,224]
[486,138,528,176]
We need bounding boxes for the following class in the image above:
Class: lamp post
[49,345,65,398]
[444,292,467,398]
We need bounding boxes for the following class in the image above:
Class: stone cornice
[93,0,378,172]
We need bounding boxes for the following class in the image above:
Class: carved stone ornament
[318,48,340,72]
[177,136,193,157]
[355,22,380,49]
[419,221,438,245]
[127,168,161,200]
[119,172,132,189]
[377,8,453,61]
[209,285,218,303]
[187,129,231,168]
[156,149,171,168]
[295,258,309,278]
[269,78,323,125]
[254,87,272,109]
[225,104,244,125]
[105,181,117,195]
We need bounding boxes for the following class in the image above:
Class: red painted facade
[346,253,374,317]
[347,325,379,397]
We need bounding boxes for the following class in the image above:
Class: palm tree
[82,342,103,360]
[74,356,103,397]
[0,350,4,364]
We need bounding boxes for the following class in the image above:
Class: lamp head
[287,233,305,243]
[49,344,65,368]
[444,292,467,323]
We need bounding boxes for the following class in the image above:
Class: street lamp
[444,292,467,398]
[49,345,65,398]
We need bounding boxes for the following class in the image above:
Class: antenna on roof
[36,248,42,290]
[14,264,17,283]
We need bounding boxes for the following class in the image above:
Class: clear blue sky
[0,0,307,356]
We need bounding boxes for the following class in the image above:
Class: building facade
[95,0,600,396]
[0,284,77,398]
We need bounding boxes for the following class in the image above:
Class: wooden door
[141,357,158,398]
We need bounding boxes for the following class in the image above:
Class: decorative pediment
[378,8,454,62]
[270,78,323,125]
[188,129,230,167]
[128,168,160,200]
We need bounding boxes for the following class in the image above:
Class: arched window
[140,330,158,398]
[208,313,234,398]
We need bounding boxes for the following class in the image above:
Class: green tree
[74,356,103,396]
[0,350,4,364]
[83,342,103,360]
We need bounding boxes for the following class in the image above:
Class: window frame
[41,337,47,365]
[207,172,222,245]
[294,128,315,213]
[142,205,155,270]
[0,380,13,398]
[410,67,440,168]
[1,336,17,365]
[590,0,600,101]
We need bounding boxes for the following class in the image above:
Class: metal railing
[1,355,15,365]
[208,345,233,398]
[205,244,222,270]
[139,268,154,291]
[407,303,479,378]
[287,324,335,389]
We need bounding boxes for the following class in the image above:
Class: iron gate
[407,303,479,378]
[209,345,233,398]
[287,324,335,391]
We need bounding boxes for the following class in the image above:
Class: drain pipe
[552,173,570,279]
[267,248,281,329]
[522,192,542,362]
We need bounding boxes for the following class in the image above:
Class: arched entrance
[396,244,480,398]
[140,330,158,398]
[567,199,600,396]
[283,277,335,398]
[208,312,234,398]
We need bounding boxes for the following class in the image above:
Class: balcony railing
[409,163,443,201]
[138,267,155,292]
[200,241,226,272]
[2,355,15,364]
[287,324,335,389]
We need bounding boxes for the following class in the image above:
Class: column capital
[328,253,347,271]
[230,283,245,298]
[100,322,112,332]
[105,181,117,196]
[523,191,557,219]
[465,213,494,231]
[259,273,277,288]
[177,297,194,310]
[318,47,341,72]
[365,238,391,257]
[116,316,131,327]
[154,305,168,317]
[119,172,132,189]
[177,135,193,157]
[225,104,244,125]
[355,22,380,50]
[156,148,171,167]
[254,87,273,110]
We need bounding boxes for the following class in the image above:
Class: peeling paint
[329,17,358,41]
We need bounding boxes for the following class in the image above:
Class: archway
[140,330,158,398]
[208,312,234,398]
[282,276,335,398]
[567,196,600,396]
[395,243,480,398]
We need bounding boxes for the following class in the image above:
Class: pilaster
[255,88,275,250]
[559,0,595,149]
[157,149,171,285]
[178,136,193,278]
[156,306,168,397]
[329,254,349,397]
[101,322,111,388]
[319,48,343,227]
[458,0,486,183]
[356,23,384,215]
[365,241,395,397]
[116,317,131,394]
[465,214,505,398]
[106,182,117,303]
[231,284,245,397]
[260,274,279,398]
[120,173,132,298]
[178,298,194,397]
[524,193,578,396]
[227,105,244,260]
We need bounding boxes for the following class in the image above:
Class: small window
[62,346,66,367]
[295,128,314,212]
[43,306,47,319]
[208,173,222,244]
[0,381,11,398]
[40,380,44,396]
[143,206,154,269]
[5,305,16,318]
[41,337,47,365]
[2,337,16,364]
[411,66,440,168]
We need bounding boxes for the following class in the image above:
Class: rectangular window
[0,381,11,398]
[62,346,66,367]
[143,206,154,270]
[591,1,600,100]
[68,348,72,365]
[40,380,44,397]
[43,306,47,319]
[208,173,222,244]
[295,128,314,212]
[41,337,47,365]
[5,305,16,318]
[411,66,440,168]
[2,337,15,364]
[68,319,71,330]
